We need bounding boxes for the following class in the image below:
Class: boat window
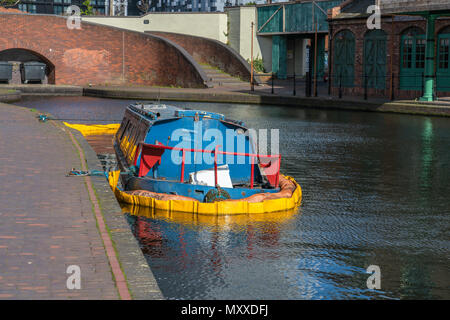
[129,124,140,147]
[119,119,130,141]
[126,123,134,140]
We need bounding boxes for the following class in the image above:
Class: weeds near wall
[248,55,265,73]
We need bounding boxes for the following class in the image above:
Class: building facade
[256,0,341,79]
[13,0,269,15]
[329,0,450,100]
[148,0,219,12]
[15,0,107,15]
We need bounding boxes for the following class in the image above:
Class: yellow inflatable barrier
[64,122,120,136]
[108,170,302,215]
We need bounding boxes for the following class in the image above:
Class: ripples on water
[16,96,450,299]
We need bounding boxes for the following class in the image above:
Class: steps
[199,64,249,88]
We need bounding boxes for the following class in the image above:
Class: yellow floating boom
[64,122,120,136]
[108,170,302,215]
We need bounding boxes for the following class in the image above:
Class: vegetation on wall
[81,0,94,15]
[0,0,20,7]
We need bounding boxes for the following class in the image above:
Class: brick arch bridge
[0,13,208,88]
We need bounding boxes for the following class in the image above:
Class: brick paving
[0,103,119,299]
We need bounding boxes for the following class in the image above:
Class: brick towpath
[0,103,155,299]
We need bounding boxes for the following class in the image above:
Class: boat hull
[124,174,280,202]
[115,138,280,202]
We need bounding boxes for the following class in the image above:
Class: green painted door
[364,30,387,89]
[272,35,287,79]
[333,30,355,87]
[399,32,426,90]
[437,34,450,92]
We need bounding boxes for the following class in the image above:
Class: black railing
[251,71,450,100]
[328,72,450,100]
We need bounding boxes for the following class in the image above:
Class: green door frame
[437,33,450,92]
[400,31,426,91]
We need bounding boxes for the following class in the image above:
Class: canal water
[16,96,450,299]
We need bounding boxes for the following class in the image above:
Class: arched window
[364,29,387,89]
[399,27,425,90]
[333,30,355,87]
[437,25,450,92]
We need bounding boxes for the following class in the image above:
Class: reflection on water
[122,204,298,230]
[123,205,303,300]
[15,96,450,299]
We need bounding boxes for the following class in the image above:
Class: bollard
[339,73,342,99]
[271,72,274,94]
[305,72,311,97]
[314,73,318,97]
[293,73,296,96]
[364,74,368,100]
[421,72,424,97]
[391,73,395,101]
[433,72,437,101]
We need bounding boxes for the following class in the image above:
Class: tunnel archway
[0,48,55,84]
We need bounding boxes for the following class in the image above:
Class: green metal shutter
[257,6,283,33]
[272,35,287,79]
[364,30,387,90]
[333,30,355,87]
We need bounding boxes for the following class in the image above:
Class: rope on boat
[204,186,231,203]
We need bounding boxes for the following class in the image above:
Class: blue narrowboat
[113,103,286,204]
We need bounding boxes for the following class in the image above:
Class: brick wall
[329,16,450,100]
[147,31,254,83]
[0,13,207,88]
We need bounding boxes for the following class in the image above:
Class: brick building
[15,0,108,15]
[329,0,450,100]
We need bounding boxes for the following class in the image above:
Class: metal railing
[134,142,282,189]
[252,72,325,97]
[252,70,450,100]
[329,72,450,100]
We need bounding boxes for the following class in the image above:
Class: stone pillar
[420,14,437,101]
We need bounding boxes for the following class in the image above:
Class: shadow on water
[14,96,450,300]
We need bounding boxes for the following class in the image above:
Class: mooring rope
[37,114,122,122]
[66,169,108,178]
